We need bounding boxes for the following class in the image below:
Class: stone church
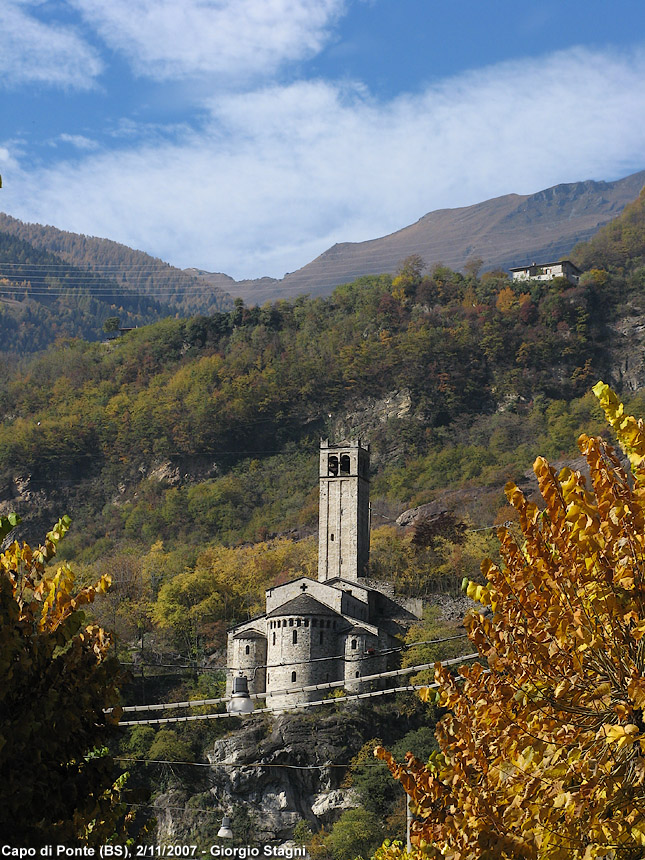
[226,440,422,709]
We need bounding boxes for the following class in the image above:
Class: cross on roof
[300,582,308,592]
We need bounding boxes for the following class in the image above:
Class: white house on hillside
[509,260,581,286]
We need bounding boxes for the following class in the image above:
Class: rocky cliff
[154,706,427,843]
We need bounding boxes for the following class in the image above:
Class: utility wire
[117,758,380,770]
[117,653,479,726]
[118,682,430,726]
[117,634,469,682]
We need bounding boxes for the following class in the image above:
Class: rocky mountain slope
[191,170,645,305]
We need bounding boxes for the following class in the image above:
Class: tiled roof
[266,593,340,618]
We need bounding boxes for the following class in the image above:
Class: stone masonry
[226,439,421,710]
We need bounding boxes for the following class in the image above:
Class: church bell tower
[318,439,370,582]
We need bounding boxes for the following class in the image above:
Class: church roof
[266,593,341,618]
[232,628,266,640]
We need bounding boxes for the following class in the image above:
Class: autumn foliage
[0,515,133,845]
[376,382,645,859]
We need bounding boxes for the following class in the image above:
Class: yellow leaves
[628,676,645,709]
[631,822,645,848]
[0,518,128,842]
[593,380,645,471]
[593,682,611,699]
[599,723,641,750]
[376,383,645,859]
[96,573,111,594]
[418,686,440,705]
[554,678,572,699]
[465,579,491,605]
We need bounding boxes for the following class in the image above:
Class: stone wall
[318,441,370,582]
[266,610,344,709]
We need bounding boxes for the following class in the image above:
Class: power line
[117,634,470,684]
[117,654,479,726]
[118,683,427,726]
[116,758,380,770]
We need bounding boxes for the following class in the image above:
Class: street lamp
[227,672,255,715]
[217,816,233,839]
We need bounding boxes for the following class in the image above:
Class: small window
[351,639,357,650]
[297,618,301,627]
[293,629,298,644]
[245,644,250,655]
[304,618,309,627]
[272,632,276,646]
[267,672,270,683]
[319,631,323,644]
[291,671,297,683]
[355,671,360,678]
[340,454,350,475]
[289,618,294,627]
[328,455,338,476]
[330,533,334,542]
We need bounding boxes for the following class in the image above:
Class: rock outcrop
[205,709,402,841]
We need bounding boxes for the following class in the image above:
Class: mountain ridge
[191,171,645,304]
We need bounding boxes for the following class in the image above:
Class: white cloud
[69,0,346,80]
[4,47,645,279]
[0,0,103,89]
[58,133,100,150]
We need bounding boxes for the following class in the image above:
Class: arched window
[292,629,298,644]
[291,671,297,683]
[245,644,250,655]
[351,639,357,650]
[328,455,339,476]
[272,632,276,646]
[340,454,350,475]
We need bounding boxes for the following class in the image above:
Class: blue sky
[1,0,645,279]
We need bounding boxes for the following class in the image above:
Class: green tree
[103,316,121,334]
[325,808,386,860]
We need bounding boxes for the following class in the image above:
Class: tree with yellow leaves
[376,382,645,859]
[0,515,140,846]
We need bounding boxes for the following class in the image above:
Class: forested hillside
[0,187,644,656]
[0,213,233,340]
[0,229,184,352]
[3,187,645,849]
